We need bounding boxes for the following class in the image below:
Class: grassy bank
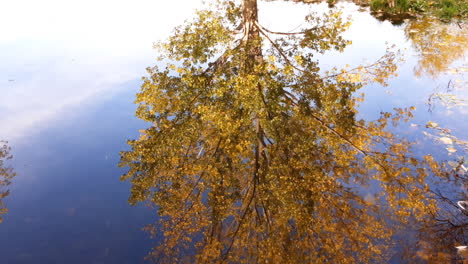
[287,0,467,20]
[369,0,467,20]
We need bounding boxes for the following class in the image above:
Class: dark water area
[0,85,153,263]
[0,1,466,263]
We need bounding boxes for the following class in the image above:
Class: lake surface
[0,1,466,263]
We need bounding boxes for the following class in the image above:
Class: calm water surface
[0,1,466,263]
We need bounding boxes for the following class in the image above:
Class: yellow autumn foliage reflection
[405,17,468,78]
[119,1,446,263]
[0,141,15,223]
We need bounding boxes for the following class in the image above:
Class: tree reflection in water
[406,161,467,263]
[405,17,467,79]
[403,17,467,264]
[0,141,15,223]
[119,1,459,263]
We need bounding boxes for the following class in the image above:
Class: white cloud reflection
[0,0,203,142]
[0,0,407,143]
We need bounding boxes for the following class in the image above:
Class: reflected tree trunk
[119,1,448,263]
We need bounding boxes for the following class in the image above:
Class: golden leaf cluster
[119,1,447,263]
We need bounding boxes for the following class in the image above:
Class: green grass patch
[370,0,387,10]
[369,0,468,20]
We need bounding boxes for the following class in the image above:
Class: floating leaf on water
[439,137,453,145]
[426,121,438,128]
[447,161,459,168]
[461,165,468,172]
[447,146,457,153]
